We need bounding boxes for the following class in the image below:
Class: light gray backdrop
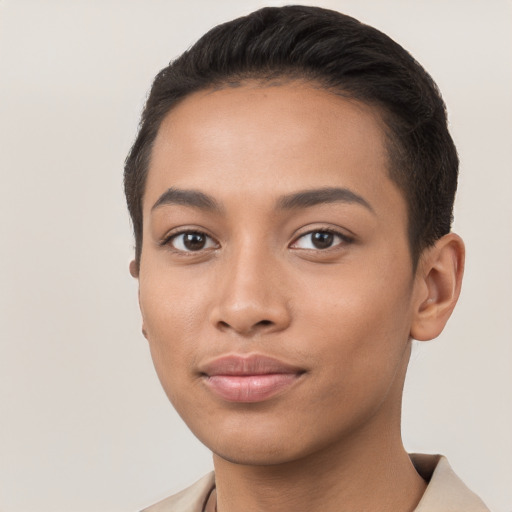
[0,1,510,511]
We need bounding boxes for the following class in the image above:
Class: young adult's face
[136,82,424,465]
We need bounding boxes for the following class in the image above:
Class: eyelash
[161,226,354,255]
[160,230,219,254]
[290,227,354,251]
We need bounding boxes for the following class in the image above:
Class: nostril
[217,319,273,332]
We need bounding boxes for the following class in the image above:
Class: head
[125,5,458,271]
[124,6,464,466]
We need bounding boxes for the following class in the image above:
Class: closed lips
[200,354,305,402]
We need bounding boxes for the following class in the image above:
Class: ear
[410,233,465,341]
[129,259,139,278]
[128,259,148,339]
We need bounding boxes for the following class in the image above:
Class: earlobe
[410,233,465,341]
[129,259,139,278]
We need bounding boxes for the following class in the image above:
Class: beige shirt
[142,454,490,512]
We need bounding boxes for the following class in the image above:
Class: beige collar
[410,454,489,511]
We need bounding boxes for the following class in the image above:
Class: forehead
[145,82,402,219]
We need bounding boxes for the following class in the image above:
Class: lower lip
[204,373,300,403]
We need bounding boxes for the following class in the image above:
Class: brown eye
[311,231,334,249]
[169,231,217,252]
[184,232,206,250]
[291,229,352,250]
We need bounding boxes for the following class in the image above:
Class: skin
[131,82,464,512]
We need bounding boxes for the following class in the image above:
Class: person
[124,5,489,512]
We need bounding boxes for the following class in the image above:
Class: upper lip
[199,354,305,376]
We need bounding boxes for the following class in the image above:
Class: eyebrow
[151,186,374,215]
[152,187,222,212]
[277,187,375,213]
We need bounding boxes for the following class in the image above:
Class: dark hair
[124,5,458,268]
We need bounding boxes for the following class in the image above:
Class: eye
[167,231,218,252]
[291,229,351,250]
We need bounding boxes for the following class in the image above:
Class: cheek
[138,272,209,396]
[139,265,209,334]
[302,267,414,382]
[297,288,411,434]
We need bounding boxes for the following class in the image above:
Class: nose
[209,244,292,337]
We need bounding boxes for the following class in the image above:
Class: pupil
[312,231,333,249]
[184,233,206,250]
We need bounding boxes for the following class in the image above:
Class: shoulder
[411,454,490,512]
[141,473,215,512]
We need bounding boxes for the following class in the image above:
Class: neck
[213,427,425,512]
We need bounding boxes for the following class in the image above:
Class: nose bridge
[211,233,290,335]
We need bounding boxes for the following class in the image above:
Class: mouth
[199,354,305,403]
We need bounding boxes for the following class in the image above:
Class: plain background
[0,1,511,511]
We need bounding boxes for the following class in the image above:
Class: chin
[196,419,342,468]
[212,442,306,467]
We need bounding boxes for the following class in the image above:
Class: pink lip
[200,354,305,403]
